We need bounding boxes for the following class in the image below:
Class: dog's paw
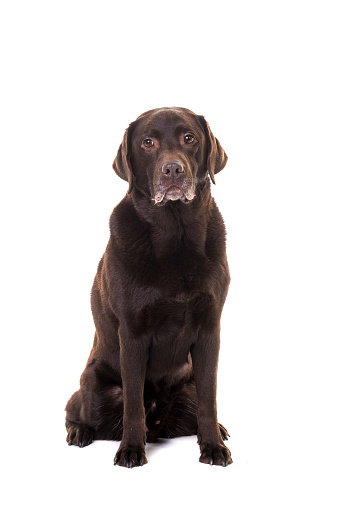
[114,445,147,468]
[199,442,232,467]
[218,423,230,441]
[66,422,94,448]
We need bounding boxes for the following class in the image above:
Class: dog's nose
[161,161,185,179]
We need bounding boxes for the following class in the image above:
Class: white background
[1,0,338,507]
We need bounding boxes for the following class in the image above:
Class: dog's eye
[184,134,195,144]
[143,138,154,148]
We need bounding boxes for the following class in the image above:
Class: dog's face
[113,107,227,205]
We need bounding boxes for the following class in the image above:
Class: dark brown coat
[65,107,232,467]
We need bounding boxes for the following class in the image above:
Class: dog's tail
[145,380,198,442]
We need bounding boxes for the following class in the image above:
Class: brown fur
[65,107,232,467]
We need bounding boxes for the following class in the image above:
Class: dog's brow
[174,124,197,135]
[139,127,161,139]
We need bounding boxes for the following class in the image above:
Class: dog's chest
[112,223,224,338]
[130,270,215,341]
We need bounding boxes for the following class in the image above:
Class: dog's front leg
[191,330,232,467]
[114,332,149,468]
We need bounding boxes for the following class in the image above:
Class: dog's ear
[112,121,137,193]
[198,116,228,184]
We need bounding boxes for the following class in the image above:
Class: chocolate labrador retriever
[65,107,232,468]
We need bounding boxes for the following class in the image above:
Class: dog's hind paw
[66,422,94,448]
[219,422,230,441]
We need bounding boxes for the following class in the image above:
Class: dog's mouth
[153,184,195,205]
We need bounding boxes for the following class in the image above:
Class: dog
[65,107,232,468]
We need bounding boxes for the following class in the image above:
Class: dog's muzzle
[153,161,195,205]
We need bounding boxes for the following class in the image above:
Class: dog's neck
[131,180,212,259]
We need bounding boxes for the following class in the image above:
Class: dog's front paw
[114,445,147,468]
[199,442,232,467]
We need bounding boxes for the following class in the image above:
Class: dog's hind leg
[65,390,95,447]
[65,360,124,446]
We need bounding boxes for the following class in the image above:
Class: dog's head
[112,107,227,205]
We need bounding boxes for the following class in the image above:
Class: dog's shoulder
[108,195,153,261]
[110,195,147,235]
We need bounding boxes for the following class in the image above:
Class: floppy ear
[112,121,136,193]
[198,116,228,184]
